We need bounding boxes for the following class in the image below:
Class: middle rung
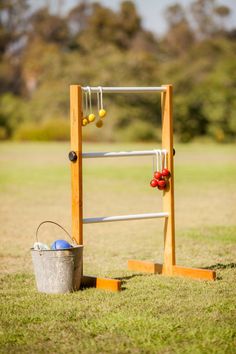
[83,212,169,224]
[82,149,166,159]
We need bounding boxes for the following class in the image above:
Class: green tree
[214,5,230,31]
[191,0,218,38]
[29,7,69,45]
[164,3,195,56]
[0,0,29,56]
[0,93,26,138]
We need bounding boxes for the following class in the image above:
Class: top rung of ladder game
[82,86,166,93]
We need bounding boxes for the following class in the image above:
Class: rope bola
[150,150,170,191]
[150,169,171,190]
[82,86,107,128]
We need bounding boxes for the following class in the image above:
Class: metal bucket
[31,221,83,294]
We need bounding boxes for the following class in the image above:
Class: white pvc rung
[83,212,169,224]
[82,149,167,159]
[82,86,166,93]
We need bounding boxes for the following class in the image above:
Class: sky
[30,0,236,36]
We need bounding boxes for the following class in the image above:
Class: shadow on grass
[203,263,236,280]
[117,273,148,290]
[204,262,236,270]
[116,273,146,281]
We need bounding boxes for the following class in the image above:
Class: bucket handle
[36,221,74,244]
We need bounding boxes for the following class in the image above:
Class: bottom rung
[83,212,168,224]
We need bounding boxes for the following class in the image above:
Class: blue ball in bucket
[51,239,72,250]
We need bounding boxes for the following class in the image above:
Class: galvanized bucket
[31,221,83,294]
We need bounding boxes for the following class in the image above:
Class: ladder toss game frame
[69,84,216,291]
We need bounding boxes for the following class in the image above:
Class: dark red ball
[154,171,162,180]
[157,179,167,190]
[150,179,158,188]
[162,168,171,178]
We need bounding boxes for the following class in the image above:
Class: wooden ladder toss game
[69,84,216,292]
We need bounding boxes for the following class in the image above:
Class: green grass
[0,142,236,353]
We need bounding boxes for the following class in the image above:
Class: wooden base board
[128,260,216,281]
[172,265,216,281]
[80,261,215,293]
[128,259,163,274]
[81,275,122,292]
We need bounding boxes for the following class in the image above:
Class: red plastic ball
[157,179,167,190]
[154,171,162,180]
[150,179,158,188]
[162,168,171,178]
[158,185,165,190]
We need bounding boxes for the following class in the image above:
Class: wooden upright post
[161,84,176,275]
[69,85,121,291]
[70,85,83,245]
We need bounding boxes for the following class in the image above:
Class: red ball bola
[162,168,171,178]
[157,179,167,190]
[154,171,162,180]
[150,179,158,188]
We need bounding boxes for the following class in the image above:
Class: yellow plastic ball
[99,109,106,118]
[96,119,103,128]
[82,118,88,126]
[88,113,96,123]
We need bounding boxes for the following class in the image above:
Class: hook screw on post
[69,151,77,162]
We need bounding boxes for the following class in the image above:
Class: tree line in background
[0,0,235,142]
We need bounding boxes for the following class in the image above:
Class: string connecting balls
[98,86,107,118]
[95,87,105,128]
[87,86,96,124]
[150,150,170,191]
[82,86,107,128]
[82,89,89,126]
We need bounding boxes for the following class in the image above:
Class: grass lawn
[0,142,235,353]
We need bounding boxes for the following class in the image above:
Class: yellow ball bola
[88,113,96,123]
[96,119,103,128]
[99,109,106,118]
[82,118,89,126]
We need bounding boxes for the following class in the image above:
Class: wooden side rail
[128,260,216,281]
[81,275,122,291]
